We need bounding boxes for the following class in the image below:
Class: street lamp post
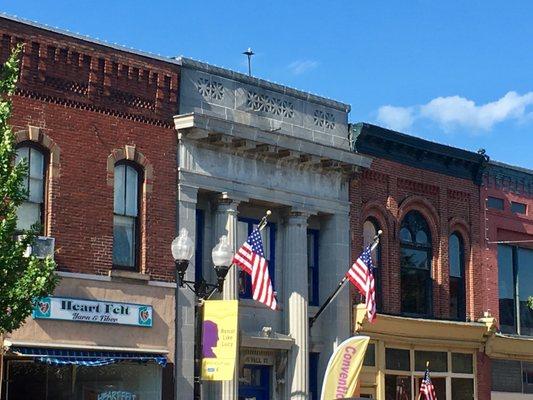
[171,228,234,400]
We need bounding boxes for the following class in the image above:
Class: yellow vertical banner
[201,300,239,381]
[320,335,370,400]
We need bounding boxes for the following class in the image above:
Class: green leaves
[0,44,58,334]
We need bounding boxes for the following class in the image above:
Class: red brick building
[1,15,179,399]
[482,161,533,399]
[350,123,493,400]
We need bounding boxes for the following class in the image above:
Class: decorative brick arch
[397,195,440,243]
[361,200,393,236]
[15,125,60,179]
[106,145,154,193]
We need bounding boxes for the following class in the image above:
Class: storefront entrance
[238,365,270,400]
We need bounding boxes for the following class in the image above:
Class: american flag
[232,228,277,310]
[346,245,376,322]
[419,369,437,400]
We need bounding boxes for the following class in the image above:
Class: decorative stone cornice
[174,113,372,174]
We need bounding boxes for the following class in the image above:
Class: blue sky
[2,1,532,168]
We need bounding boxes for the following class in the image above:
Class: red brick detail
[4,20,178,282]
[350,158,483,320]
[0,18,179,127]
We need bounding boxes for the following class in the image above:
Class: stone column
[213,193,241,400]
[284,211,309,400]
[175,184,198,400]
[316,212,351,396]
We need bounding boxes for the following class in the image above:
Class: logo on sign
[138,306,152,326]
[33,297,51,318]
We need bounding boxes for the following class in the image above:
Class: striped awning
[10,346,167,367]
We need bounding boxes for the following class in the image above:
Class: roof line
[0,13,179,65]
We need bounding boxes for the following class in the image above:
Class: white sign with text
[32,297,153,327]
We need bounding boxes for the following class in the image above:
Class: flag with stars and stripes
[346,244,376,323]
[419,368,437,400]
[232,227,277,310]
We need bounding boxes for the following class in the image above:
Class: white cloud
[376,91,533,132]
[377,105,415,132]
[287,60,318,75]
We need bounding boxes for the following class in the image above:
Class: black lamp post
[171,228,234,400]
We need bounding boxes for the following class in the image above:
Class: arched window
[449,232,466,320]
[363,218,382,311]
[400,211,432,316]
[113,162,141,269]
[15,143,47,232]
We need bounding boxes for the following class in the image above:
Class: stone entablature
[177,57,351,150]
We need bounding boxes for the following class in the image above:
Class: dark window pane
[524,362,533,394]
[511,201,527,214]
[415,351,447,372]
[416,376,445,400]
[363,343,376,366]
[415,230,428,244]
[401,247,429,270]
[492,359,522,392]
[449,234,462,278]
[385,375,411,400]
[113,215,136,267]
[518,247,533,336]
[450,277,460,320]
[452,378,474,400]
[487,196,504,210]
[400,227,412,242]
[452,353,473,373]
[309,353,319,400]
[307,230,319,306]
[498,245,516,333]
[401,267,430,315]
[449,233,465,320]
[385,348,410,371]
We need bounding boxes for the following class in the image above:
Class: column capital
[286,209,310,226]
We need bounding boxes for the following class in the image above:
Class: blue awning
[10,346,167,367]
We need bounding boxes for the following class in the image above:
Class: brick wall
[350,158,483,320]
[2,17,179,282]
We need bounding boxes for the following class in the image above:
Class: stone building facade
[173,58,371,399]
[1,15,178,400]
[349,123,493,400]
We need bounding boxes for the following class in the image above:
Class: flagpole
[309,230,382,328]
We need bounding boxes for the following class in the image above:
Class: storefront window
[415,376,446,399]
[451,378,474,400]
[381,348,475,400]
[385,375,411,400]
[414,351,447,372]
[6,361,162,400]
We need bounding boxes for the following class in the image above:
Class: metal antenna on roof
[243,48,254,76]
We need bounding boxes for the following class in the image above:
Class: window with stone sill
[15,143,47,233]
[400,210,433,317]
[113,162,142,270]
[449,232,466,321]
